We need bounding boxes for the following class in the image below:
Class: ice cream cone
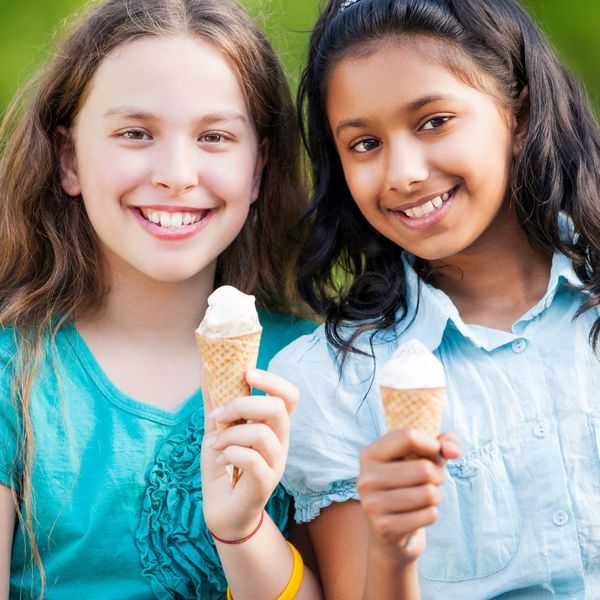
[380,385,445,440]
[196,328,262,486]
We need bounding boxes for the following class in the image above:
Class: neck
[76,260,216,345]
[426,208,552,329]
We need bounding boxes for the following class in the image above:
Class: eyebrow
[103,107,249,125]
[334,94,454,137]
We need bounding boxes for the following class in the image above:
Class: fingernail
[246,368,262,383]
[215,454,225,465]
[204,433,217,448]
[406,535,417,551]
[208,406,224,420]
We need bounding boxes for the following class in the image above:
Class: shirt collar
[397,251,583,353]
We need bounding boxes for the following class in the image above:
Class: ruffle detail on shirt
[136,409,291,599]
[292,479,360,523]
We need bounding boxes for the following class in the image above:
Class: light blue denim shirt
[270,252,600,600]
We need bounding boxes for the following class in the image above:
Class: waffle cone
[196,328,262,485]
[380,386,445,439]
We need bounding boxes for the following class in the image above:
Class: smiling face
[326,38,519,262]
[59,34,264,283]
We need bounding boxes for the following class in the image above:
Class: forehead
[326,37,504,121]
[77,34,250,123]
[326,35,502,108]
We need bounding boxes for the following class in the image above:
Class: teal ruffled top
[0,312,316,599]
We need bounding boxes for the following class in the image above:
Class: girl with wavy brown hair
[0,1,322,598]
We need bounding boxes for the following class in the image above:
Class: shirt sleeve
[269,327,385,523]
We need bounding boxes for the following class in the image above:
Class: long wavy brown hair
[0,0,305,593]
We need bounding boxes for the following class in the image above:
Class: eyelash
[119,128,150,141]
[117,130,230,143]
[199,132,229,144]
[421,115,452,130]
[348,115,453,153]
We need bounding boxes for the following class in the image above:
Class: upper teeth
[402,191,450,219]
[140,209,203,228]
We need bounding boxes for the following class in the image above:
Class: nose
[385,139,429,193]
[151,139,198,194]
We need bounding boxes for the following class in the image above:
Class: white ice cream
[196,285,261,337]
[380,339,445,389]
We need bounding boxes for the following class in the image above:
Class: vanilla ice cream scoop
[197,285,261,337]
[380,339,445,389]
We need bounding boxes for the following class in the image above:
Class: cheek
[78,144,145,195]
[206,149,260,199]
[343,163,380,206]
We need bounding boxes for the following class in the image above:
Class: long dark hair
[0,0,303,592]
[297,0,600,357]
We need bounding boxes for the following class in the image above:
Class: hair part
[0,0,304,593]
[297,0,600,360]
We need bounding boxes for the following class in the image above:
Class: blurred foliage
[0,0,598,112]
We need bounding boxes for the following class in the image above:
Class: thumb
[438,431,461,460]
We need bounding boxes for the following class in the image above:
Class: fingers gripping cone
[379,340,446,459]
[196,286,262,487]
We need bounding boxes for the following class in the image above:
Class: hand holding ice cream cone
[196,285,262,487]
[356,340,459,565]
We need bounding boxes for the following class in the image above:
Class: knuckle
[288,383,300,406]
[374,516,396,544]
[403,428,420,446]
[423,505,438,525]
[359,446,372,466]
[360,495,379,516]
[422,484,440,505]
[416,459,434,480]
[357,471,378,494]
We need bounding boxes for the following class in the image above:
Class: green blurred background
[1,0,599,112]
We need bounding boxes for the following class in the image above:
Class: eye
[421,116,452,131]
[119,129,151,141]
[350,137,381,153]
[200,132,227,144]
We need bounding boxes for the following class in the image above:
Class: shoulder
[257,311,319,370]
[268,322,331,374]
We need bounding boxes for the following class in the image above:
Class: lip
[389,186,458,230]
[131,206,217,240]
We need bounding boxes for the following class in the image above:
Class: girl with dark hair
[0,1,322,598]
[270,0,600,597]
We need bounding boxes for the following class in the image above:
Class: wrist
[209,510,265,544]
[370,532,421,568]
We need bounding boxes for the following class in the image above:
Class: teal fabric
[0,311,316,599]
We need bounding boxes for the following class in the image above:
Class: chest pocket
[420,441,520,582]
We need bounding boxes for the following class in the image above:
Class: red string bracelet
[209,510,265,544]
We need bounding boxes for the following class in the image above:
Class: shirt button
[553,510,569,526]
[511,338,527,353]
[534,421,549,437]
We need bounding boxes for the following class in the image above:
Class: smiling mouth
[136,207,213,228]
[399,187,457,219]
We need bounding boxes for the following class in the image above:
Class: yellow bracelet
[226,540,304,600]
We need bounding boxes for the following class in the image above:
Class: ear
[250,139,269,204]
[54,126,81,197]
[512,85,529,158]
